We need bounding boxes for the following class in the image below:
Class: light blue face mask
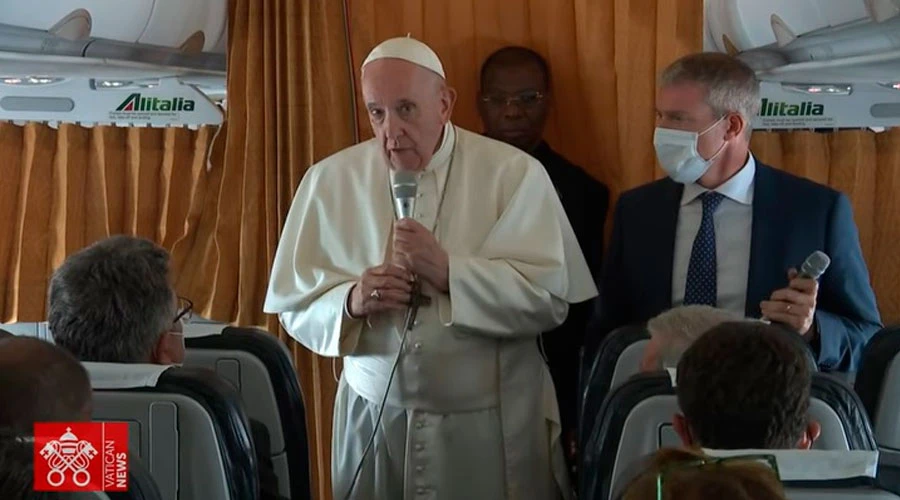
[653,117,727,184]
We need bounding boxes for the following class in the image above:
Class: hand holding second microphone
[392,218,450,293]
[760,268,819,339]
[761,251,830,340]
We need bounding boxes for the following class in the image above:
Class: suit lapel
[646,180,683,313]
[747,164,777,317]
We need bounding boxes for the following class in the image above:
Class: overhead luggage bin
[704,0,900,130]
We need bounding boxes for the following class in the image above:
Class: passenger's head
[361,38,456,172]
[478,46,550,152]
[622,447,787,500]
[0,430,77,499]
[0,337,92,434]
[641,305,746,371]
[675,322,820,450]
[655,52,759,188]
[49,235,187,365]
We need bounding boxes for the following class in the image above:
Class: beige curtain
[0,123,215,321]
[0,1,356,498]
[204,1,356,498]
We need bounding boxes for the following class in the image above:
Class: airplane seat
[581,372,877,500]
[854,326,900,494]
[777,449,898,500]
[579,324,648,445]
[785,484,900,499]
[812,373,878,450]
[184,327,311,500]
[83,362,259,500]
[578,322,818,460]
[106,453,163,500]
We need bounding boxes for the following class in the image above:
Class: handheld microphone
[391,170,428,329]
[760,250,831,325]
[392,170,418,219]
[798,250,831,280]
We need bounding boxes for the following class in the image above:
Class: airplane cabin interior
[0,0,899,499]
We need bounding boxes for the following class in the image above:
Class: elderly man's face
[362,59,455,172]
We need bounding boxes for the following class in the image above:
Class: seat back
[787,489,899,499]
[718,450,895,500]
[856,326,900,446]
[812,374,878,450]
[581,372,877,500]
[579,324,648,445]
[855,326,900,495]
[579,322,822,459]
[610,340,649,389]
[185,327,310,500]
[85,363,258,500]
[106,454,163,500]
[785,477,900,499]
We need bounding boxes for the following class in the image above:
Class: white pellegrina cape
[265,123,597,499]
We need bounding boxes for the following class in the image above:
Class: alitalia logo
[115,93,195,112]
[759,98,824,117]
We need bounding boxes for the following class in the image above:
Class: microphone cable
[342,301,418,500]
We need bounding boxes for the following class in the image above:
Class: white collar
[665,367,678,386]
[427,121,455,172]
[682,153,756,206]
[82,362,172,389]
[701,448,879,481]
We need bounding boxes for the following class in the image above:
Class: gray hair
[647,305,747,369]
[660,52,760,134]
[48,235,175,363]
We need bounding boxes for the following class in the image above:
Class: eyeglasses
[480,90,545,108]
[174,296,193,324]
[656,454,780,500]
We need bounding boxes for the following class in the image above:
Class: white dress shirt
[671,155,756,315]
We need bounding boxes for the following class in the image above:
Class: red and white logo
[33,422,129,492]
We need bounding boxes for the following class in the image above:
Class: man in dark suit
[478,46,610,463]
[590,52,881,372]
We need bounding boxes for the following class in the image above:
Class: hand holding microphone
[347,264,414,318]
[390,170,450,294]
[761,251,830,340]
[346,172,423,319]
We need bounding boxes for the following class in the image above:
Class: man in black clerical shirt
[478,46,609,466]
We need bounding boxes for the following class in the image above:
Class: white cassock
[264,122,597,500]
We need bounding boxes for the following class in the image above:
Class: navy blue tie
[684,191,725,307]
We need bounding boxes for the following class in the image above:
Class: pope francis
[264,36,597,500]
